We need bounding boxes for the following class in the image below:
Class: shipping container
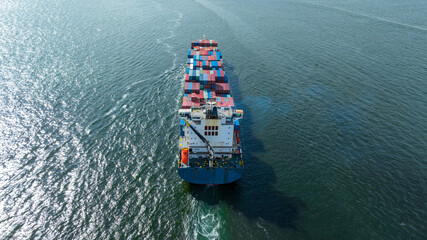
[214,83,230,94]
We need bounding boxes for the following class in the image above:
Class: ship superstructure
[178,38,244,184]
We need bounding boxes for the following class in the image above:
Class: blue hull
[178,167,244,184]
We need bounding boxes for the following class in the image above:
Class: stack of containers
[183,39,234,109]
[191,40,218,48]
[201,89,216,102]
[215,97,234,108]
[215,83,230,94]
[182,96,200,109]
[184,82,200,94]
[190,92,203,101]
[215,70,227,82]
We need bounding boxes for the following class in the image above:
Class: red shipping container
[184,83,189,93]
[185,73,190,82]
[189,96,199,103]
[216,97,223,106]
[194,82,200,92]
[198,91,204,99]
[197,91,204,98]
[208,74,215,84]
[189,93,200,102]
[182,96,201,109]
[216,97,234,107]
[182,97,190,109]
[215,83,230,94]
[217,97,225,107]
[217,97,223,106]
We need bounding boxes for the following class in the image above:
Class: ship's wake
[298,0,427,32]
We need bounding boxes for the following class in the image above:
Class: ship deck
[184,154,243,169]
[178,153,244,184]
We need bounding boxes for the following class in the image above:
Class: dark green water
[1,0,426,239]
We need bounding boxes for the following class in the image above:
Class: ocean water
[1,0,426,239]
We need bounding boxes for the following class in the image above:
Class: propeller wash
[178,38,244,184]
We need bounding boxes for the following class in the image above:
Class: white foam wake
[299,1,427,32]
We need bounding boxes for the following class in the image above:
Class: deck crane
[182,118,215,167]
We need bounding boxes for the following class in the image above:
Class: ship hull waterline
[178,167,244,185]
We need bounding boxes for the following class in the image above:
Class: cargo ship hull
[178,38,244,185]
[178,167,244,185]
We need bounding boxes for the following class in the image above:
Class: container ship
[178,37,244,184]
